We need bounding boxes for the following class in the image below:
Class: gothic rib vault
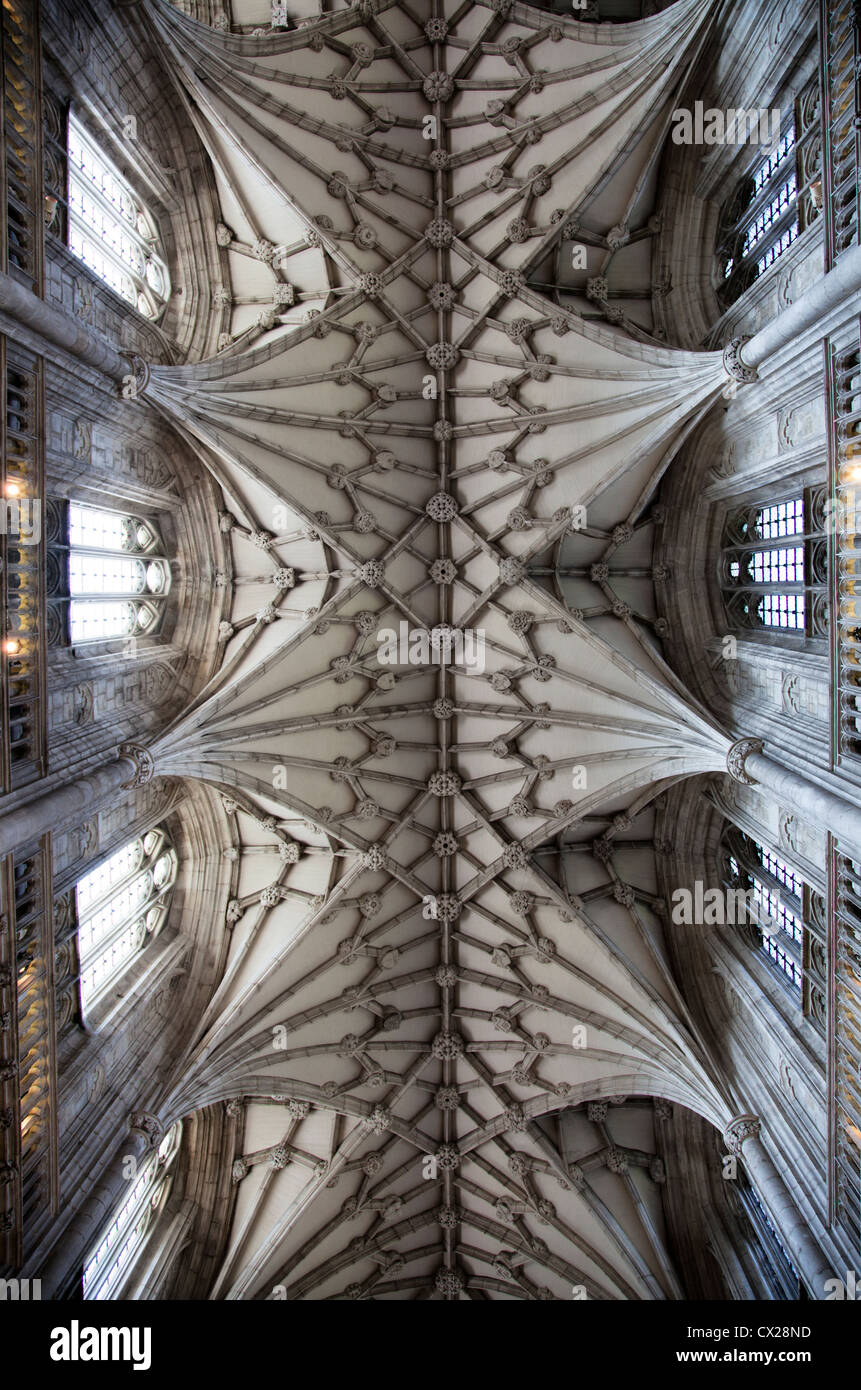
[121,0,761,1299]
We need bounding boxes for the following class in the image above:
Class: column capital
[723,1113,761,1155]
[722,335,758,383]
[128,1111,164,1147]
[128,354,151,396]
[726,737,763,785]
[118,742,155,788]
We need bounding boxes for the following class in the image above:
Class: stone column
[723,1116,836,1298]
[726,738,861,853]
[726,242,861,375]
[0,744,153,858]
[0,270,135,383]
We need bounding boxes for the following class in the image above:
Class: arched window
[719,488,828,639]
[83,1122,182,1300]
[67,112,170,320]
[75,827,177,1012]
[716,82,821,309]
[67,501,171,644]
[719,826,826,1028]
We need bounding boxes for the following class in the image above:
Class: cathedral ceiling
[132,0,745,1298]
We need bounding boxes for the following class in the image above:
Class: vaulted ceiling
[134,0,748,1298]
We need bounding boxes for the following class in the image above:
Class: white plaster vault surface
[138,0,741,1298]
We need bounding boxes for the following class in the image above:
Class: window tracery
[719,825,826,1030]
[48,500,171,645]
[67,113,170,320]
[75,827,177,1011]
[716,83,821,309]
[83,1122,182,1300]
[719,488,828,640]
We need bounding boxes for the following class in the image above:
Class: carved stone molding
[722,336,758,384]
[77,818,99,860]
[723,1113,761,1155]
[87,1064,106,1104]
[778,1057,800,1108]
[73,277,94,324]
[73,418,92,462]
[128,1110,164,1146]
[778,403,818,451]
[778,811,797,852]
[726,737,763,785]
[129,354,151,395]
[118,742,155,788]
[72,682,94,726]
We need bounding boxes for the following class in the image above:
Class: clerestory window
[67,501,171,644]
[67,113,170,320]
[75,827,177,1012]
[720,826,826,1028]
[83,1123,182,1300]
[719,490,828,640]
[716,82,821,309]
